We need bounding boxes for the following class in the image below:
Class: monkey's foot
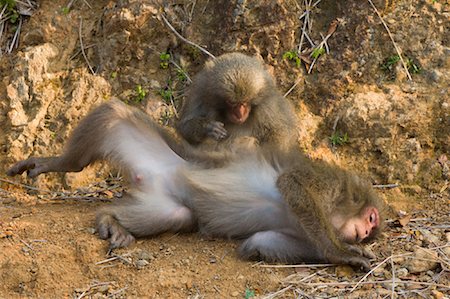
[96,213,135,248]
[7,157,54,178]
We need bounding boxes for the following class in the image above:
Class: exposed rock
[406,247,439,273]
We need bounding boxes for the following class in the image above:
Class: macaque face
[226,101,251,124]
[338,206,380,243]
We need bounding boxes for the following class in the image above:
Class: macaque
[7,100,384,270]
[177,52,298,150]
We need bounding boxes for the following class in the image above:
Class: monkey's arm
[177,97,227,143]
[254,96,298,149]
[276,170,372,270]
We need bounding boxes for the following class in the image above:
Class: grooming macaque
[7,100,384,270]
[177,52,298,150]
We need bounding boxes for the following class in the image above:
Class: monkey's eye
[369,212,377,225]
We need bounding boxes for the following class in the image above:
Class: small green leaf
[311,47,325,59]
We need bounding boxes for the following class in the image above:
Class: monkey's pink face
[339,207,380,243]
[226,101,251,124]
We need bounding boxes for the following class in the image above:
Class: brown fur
[177,52,298,150]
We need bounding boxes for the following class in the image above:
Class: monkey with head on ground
[177,52,298,150]
[7,100,384,270]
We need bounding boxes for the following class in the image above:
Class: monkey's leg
[7,99,187,179]
[97,192,195,248]
[7,101,124,178]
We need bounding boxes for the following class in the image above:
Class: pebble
[97,285,109,293]
[406,247,438,273]
[372,265,386,277]
[396,268,409,278]
[137,250,154,261]
[335,265,354,278]
[431,290,444,299]
[135,259,149,269]
[428,70,442,83]
[231,291,240,297]
[419,229,440,245]
[86,227,96,234]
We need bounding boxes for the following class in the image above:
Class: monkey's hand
[345,244,376,259]
[327,250,371,271]
[205,121,227,140]
[7,157,54,178]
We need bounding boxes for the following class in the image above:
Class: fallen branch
[160,14,215,60]
[367,0,412,81]
[79,17,95,74]
[373,183,399,189]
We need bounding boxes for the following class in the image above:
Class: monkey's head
[204,53,275,125]
[330,174,385,244]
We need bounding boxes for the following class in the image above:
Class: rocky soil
[0,0,449,298]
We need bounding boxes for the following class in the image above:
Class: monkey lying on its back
[7,100,384,271]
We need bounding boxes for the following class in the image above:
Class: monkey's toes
[109,231,135,248]
[96,213,135,248]
[6,160,35,176]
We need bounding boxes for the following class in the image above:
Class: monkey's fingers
[345,244,376,260]
[206,121,227,140]
[346,256,371,272]
[328,252,371,272]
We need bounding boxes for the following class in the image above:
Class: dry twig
[78,17,95,74]
[260,263,335,268]
[373,183,399,189]
[160,14,215,59]
[0,177,53,194]
[367,0,412,81]
[261,285,293,299]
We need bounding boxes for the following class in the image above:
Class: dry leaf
[399,215,412,227]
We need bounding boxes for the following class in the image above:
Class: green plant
[381,54,400,71]
[61,6,70,14]
[159,52,170,69]
[405,57,421,74]
[330,132,349,146]
[1,0,19,23]
[110,71,118,79]
[176,68,188,81]
[159,87,173,104]
[311,46,325,59]
[244,288,255,299]
[0,0,15,10]
[381,54,421,74]
[134,85,147,103]
[283,50,301,67]
[159,109,173,125]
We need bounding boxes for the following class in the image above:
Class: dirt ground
[0,0,449,298]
